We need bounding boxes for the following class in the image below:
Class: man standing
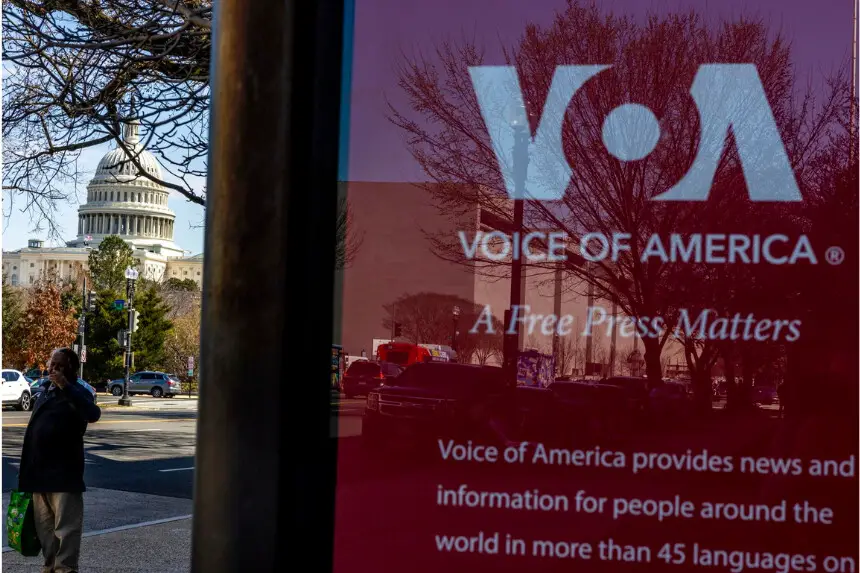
[18,348,101,573]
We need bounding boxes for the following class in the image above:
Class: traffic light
[393,322,402,337]
[87,291,97,312]
[129,310,140,333]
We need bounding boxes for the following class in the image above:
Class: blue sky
[1,143,206,254]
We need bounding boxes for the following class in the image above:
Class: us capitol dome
[2,118,203,287]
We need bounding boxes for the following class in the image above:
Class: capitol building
[2,118,203,287]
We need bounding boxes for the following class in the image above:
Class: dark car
[752,385,779,406]
[31,377,98,404]
[543,381,629,443]
[341,361,402,398]
[598,376,650,413]
[363,362,511,450]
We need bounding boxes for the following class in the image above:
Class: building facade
[2,119,203,287]
[336,181,663,376]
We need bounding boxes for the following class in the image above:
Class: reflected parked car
[752,385,779,405]
[599,376,650,414]
[543,381,630,443]
[649,381,692,417]
[364,362,509,450]
[341,361,402,398]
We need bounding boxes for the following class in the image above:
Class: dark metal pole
[79,276,86,379]
[505,124,528,385]
[585,269,595,371]
[551,260,562,375]
[119,280,134,406]
[192,0,344,569]
[609,301,617,376]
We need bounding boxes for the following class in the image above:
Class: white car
[2,369,33,411]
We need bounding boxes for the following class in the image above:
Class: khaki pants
[32,492,84,573]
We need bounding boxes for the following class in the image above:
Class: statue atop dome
[122,96,140,146]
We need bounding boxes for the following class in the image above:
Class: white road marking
[1,514,193,552]
[158,466,194,472]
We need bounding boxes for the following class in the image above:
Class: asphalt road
[1,394,368,498]
[2,408,197,499]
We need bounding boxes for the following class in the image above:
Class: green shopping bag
[6,490,41,556]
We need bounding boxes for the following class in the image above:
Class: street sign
[73,344,79,353]
[81,347,87,363]
[188,356,195,370]
[78,316,86,334]
[114,299,126,310]
[187,369,194,377]
[124,267,140,280]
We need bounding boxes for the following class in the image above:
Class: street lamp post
[451,305,461,357]
[504,106,529,385]
[119,266,139,406]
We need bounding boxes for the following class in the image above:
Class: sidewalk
[2,488,192,572]
[2,517,192,572]
[98,397,198,411]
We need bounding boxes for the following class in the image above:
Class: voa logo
[469,64,802,202]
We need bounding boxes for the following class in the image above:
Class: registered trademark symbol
[825,246,845,265]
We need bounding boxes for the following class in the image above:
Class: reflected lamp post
[504,103,529,385]
[451,305,461,356]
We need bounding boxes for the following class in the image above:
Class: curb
[2,514,193,553]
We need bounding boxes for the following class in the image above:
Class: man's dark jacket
[18,379,101,493]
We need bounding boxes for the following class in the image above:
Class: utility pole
[609,301,618,376]
[119,267,139,406]
[551,260,563,375]
[584,266,595,371]
[504,116,528,386]
[852,0,858,163]
[79,276,86,379]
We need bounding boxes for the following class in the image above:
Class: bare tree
[381,292,502,363]
[553,335,578,377]
[2,0,361,269]
[388,1,844,389]
[3,0,212,229]
[471,329,503,365]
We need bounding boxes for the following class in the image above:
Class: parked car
[363,362,509,450]
[543,381,630,443]
[2,369,34,411]
[598,376,650,414]
[24,368,47,380]
[108,371,182,398]
[341,361,402,398]
[31,378,98,404]
[649,380,692,417]
[752,385,779,405]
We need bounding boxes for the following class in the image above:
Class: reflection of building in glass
[337,181,678,376]
[2,119,202,286]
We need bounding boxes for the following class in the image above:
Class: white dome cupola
[69,107,184,259]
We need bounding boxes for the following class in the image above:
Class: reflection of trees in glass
[554,335,583,377]
[389,1,850,407]
[381,292,502,364]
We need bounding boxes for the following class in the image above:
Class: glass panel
[331,1,857,572]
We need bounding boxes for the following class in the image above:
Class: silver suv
[109,371,182,398]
